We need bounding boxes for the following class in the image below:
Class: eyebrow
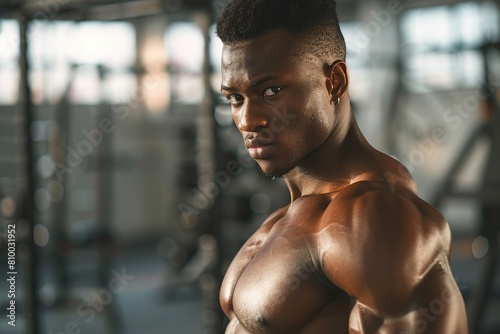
[221,75,280,93]
[220,85,235,93]
[252,75,280,87]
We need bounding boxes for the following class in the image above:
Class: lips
[245,137,274,160]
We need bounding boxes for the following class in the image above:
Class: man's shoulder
[320,177,449,242]
[317,178,458,320]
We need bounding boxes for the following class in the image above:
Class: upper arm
[319,189,451,319]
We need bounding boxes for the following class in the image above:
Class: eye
[226,94,244,105]
[264,87,282,97]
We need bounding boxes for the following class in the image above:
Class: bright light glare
[68,22,136,67]
[164,23,204,72]
[0,20,19,63]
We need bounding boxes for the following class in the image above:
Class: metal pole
[19,15,41,334]
[198,6,224,333]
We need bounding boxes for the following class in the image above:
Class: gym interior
[0,0,499,333]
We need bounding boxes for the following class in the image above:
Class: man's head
[216,0,346,63]
[217,0,350,179]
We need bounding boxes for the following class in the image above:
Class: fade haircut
[216,0,346,62]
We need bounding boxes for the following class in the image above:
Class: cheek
[303,91,334,134]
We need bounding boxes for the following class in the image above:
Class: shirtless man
[215,0,468,333]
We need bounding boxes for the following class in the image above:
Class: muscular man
[215,0,468,333]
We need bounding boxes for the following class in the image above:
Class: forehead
[221,29,320,85]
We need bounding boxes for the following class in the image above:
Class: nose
[235,100,268,132]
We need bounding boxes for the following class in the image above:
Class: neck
[283,103,377,201]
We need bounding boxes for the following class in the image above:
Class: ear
[325,60,349,103]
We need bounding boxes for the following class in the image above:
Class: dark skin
[220,28,468,333]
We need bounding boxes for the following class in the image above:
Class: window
[0,20,20,105]
[401,2,499,92]
[28,20,137,105]
[164,22,205,105]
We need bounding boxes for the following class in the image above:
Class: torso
[220,191,353,334]
[220,154,463,333]
[223,192,350,334]
[220,168,401,334]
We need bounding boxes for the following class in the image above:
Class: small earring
[331,97,340,106]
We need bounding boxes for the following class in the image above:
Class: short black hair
[215,0,346,62]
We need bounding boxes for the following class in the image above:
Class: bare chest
[222,226,345,333]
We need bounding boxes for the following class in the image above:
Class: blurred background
[0,0,499,333]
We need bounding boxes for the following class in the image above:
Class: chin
[257,162,294,180]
